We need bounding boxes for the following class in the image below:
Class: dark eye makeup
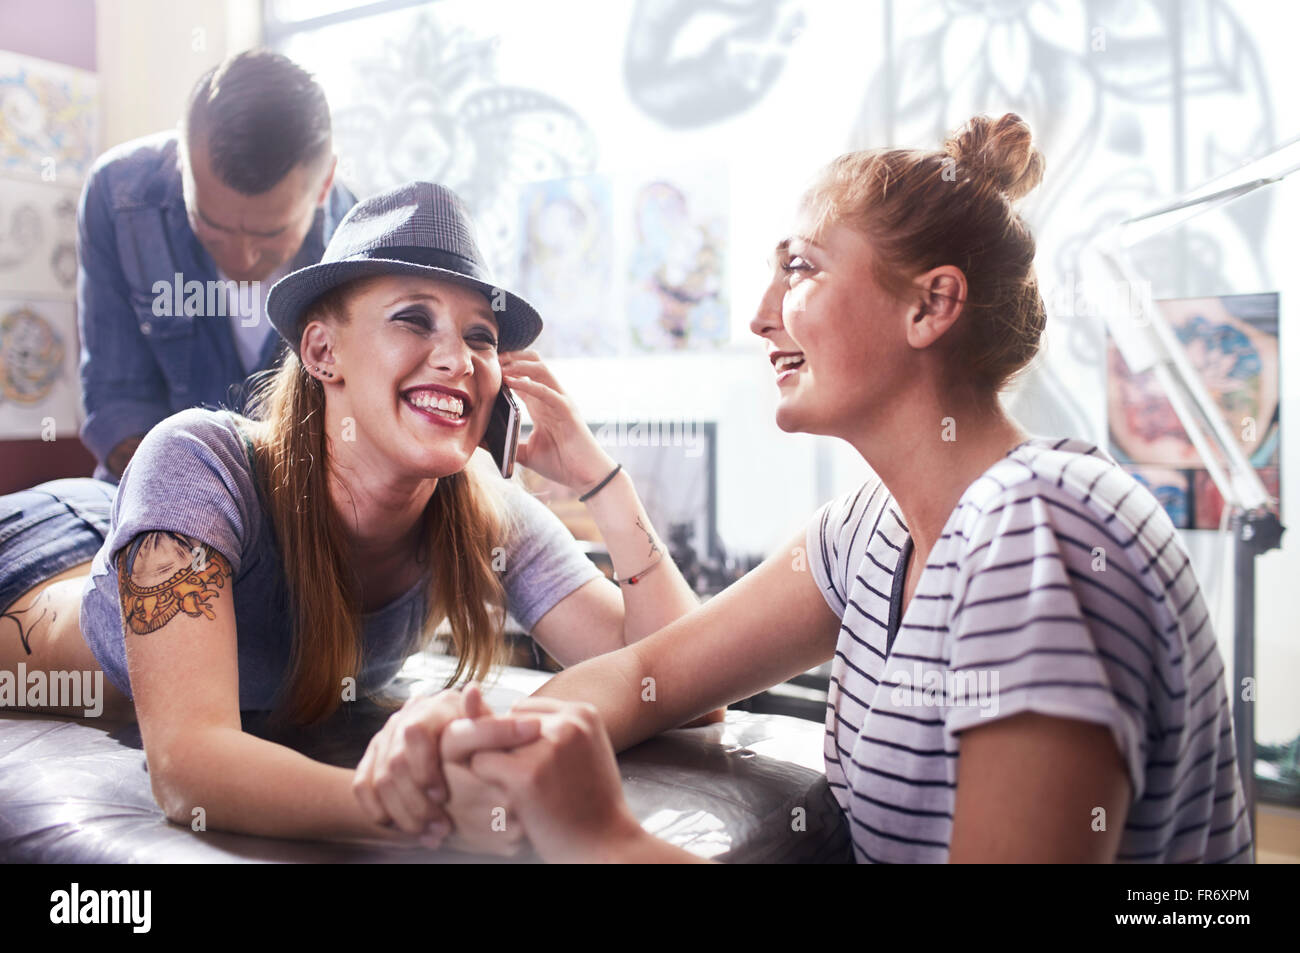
[391,307,497,348]
[393,307,432,328]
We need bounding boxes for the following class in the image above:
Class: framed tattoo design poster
[625,165,729,353]
[1106,292,1281,529]
[517,175,617,357]
[0,53,96,443]
[0,51,98,184]
[0,178,80,298]
[0,297,80,439]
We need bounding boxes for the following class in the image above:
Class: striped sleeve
[806,480,875,619]
[942,480,1155,802]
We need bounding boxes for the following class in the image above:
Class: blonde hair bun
[944,112,1045,202]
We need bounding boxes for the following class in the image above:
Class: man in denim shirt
[76,49,356,481]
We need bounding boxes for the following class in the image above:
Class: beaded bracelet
[614,550,664,586]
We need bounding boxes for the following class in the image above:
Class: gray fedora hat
[266,181,542,354]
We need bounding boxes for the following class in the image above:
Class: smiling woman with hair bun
[421,113,1256,865]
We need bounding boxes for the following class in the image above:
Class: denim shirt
[75,131,357,482]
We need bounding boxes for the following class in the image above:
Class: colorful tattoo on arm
[116,531,232,635]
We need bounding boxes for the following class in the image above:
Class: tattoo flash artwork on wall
[1107,293,1281,530]
[0,51,96,444]
[623,0,805,128]
[278,6,598,286]
[517,175,617,357]
[0,180,79,297]
[0,52,98,184]
[626,169,729,352]
[0,299,78,440]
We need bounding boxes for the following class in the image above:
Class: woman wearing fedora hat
[378,114,1254,864]
[0,181,703,852]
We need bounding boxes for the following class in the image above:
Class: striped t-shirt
[807,436,1253,863]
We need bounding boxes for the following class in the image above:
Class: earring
[311,364,335,379]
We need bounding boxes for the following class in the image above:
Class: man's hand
[107,434,145,478]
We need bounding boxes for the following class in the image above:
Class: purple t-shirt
[80,407,603,710]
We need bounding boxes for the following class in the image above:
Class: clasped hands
[352,684,641,863]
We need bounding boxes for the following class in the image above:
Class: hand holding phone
[482,383,521,478]
[498,352,617,491]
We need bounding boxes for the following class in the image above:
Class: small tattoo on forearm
[635,516,663,560]
[117,531,232,635]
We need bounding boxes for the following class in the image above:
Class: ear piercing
[311,364,335,379]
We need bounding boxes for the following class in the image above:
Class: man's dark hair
[182,49,332,195]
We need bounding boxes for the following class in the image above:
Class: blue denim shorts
[0,478,115,614]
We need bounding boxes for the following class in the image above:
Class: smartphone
[483,383,521,478]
